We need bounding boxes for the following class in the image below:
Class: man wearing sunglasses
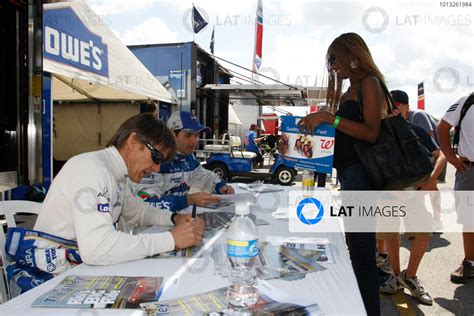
[30,114,204,269]
[133,111,234,212]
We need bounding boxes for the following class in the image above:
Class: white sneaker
[399,270,433,305]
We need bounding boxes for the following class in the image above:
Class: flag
[418,82,425,110]
[252,0,263,73]
[192,6,208,34]
[210,26,215,54]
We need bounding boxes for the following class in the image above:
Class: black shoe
[451,260,474,284]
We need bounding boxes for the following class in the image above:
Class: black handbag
[352,79,434,189]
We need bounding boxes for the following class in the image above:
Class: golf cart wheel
[210,162,229,180]
[275,166,294,185]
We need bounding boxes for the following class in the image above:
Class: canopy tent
[43,2,172,103]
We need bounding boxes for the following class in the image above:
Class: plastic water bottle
[226,204,259,307]
[302,170,315,192]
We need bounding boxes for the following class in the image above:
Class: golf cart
[196,135,297,185]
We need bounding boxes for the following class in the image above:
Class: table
[0,185,366,315]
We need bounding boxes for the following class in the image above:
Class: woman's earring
[350,61,357,69]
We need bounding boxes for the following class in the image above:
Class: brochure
[265,236,334,263]
[32,275,166,309]
[150,213,268,259]
[237,182,284,193]
[140,286,321,315]
[149,212,269,259]
[200,212,269,231]
[212,242,326,281]
[203,200,235,209]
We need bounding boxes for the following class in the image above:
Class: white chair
[0,200,42,228]
[0,200,42,303]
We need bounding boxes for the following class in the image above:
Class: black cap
[390,90,409,104]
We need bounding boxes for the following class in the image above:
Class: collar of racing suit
[105,146,129,182]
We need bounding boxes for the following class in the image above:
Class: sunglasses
[145,142,165,165]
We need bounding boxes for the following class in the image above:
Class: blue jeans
[337,163,380,316]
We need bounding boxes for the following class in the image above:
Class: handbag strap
[356,76,397,121]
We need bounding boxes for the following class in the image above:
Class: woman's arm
[298,77,383,143]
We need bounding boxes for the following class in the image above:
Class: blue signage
[279,116,335,174]
[43,7,109,77]
[169,70,186,99]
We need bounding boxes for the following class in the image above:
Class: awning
[203,84,307,107]
[43,2,172,103]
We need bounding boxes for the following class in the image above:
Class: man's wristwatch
[170,213,178,225]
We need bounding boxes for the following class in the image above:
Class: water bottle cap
[235,204,250,215]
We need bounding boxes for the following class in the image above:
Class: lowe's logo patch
[97,203,110,212]
[97,188,111,213]
[43,7,109,77]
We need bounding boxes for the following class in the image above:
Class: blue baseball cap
[167,111,211,133]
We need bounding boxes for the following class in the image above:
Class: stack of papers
[32,276,166,309]
[140,286,322,315]
[212,241,326,281]
[237,182,284,193]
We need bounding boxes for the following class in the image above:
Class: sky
[86,0,473,118]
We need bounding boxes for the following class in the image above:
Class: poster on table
[32,275,165,309]
[279,116,335,174]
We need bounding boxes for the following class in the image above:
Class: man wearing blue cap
[133,111,234,212]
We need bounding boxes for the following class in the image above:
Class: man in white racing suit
[133,111,234,212]
[33,114,204,265]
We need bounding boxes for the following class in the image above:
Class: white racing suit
[6,147,176,294]
[4,227,82,296]
[133,153,227,212]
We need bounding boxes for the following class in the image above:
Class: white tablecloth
[0,185,366,315]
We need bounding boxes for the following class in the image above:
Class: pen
[191,204,196,223]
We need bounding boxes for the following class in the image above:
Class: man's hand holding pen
[171,206,204,250]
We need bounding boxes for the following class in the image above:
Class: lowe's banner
[43,7,109,77]
[279,116,335,174]
[42,2,171,102]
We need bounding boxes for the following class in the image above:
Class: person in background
[133,111,234,212]
[438,92,474,284]
[391,89,446,231]
[298,32,386,316]
[377,115,446,305]
[143,101,159,118]
[245,123,264,168]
